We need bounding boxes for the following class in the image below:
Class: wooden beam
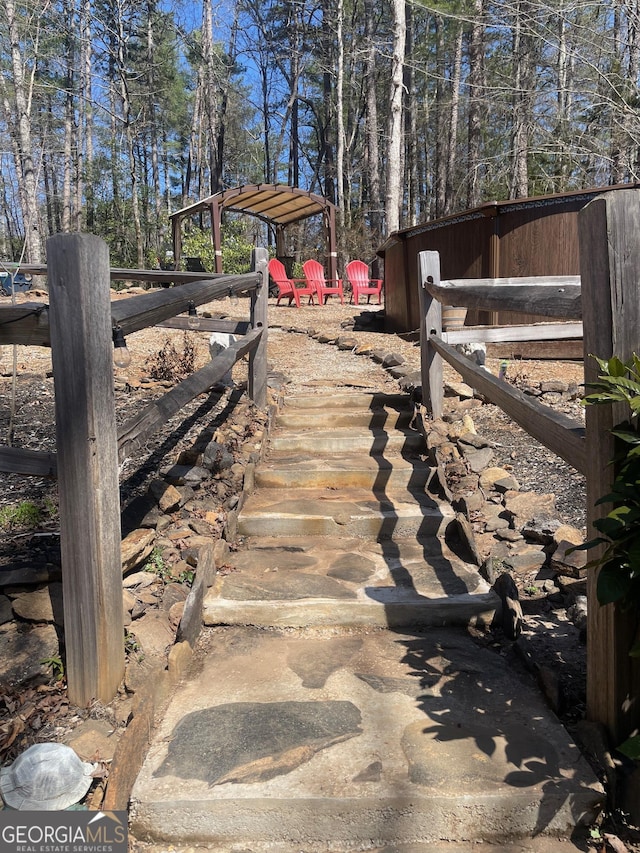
[429,334,586,473]
[47,233,124,706]
[487,340,584,361]
[157,317,251,335]
[424,276,582,319]
[580,189,640,745]
[418,251,443,419]
[117,328,262,462]
[248,248,269,408]
[0,302,50,346]
[110,273,258,336]
[2,262,222,285]
[443,322,583,345]
[0,446,56,477]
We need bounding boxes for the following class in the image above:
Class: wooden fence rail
[0,235,269,706]
[420,186,640,752]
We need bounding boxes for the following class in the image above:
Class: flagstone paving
[130,387,603,851]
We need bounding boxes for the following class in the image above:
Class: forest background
[2,0,640,277]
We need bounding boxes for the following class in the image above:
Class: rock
[521,515,563,544]
[382,352,404,368]
[502,550,547,574]
[461,446,494,473]
[123,571,157,589]
[203,441,234,472]
[161,464,210,486]
[0,594,13,625]
[122,589,136,615]
[65,720,118,762]
[10,583,63,625]
[0,623,60,685]
[458,491,485,515]
[162,583,189,611]
[457,432,490,449]
[149,479,182,513]
[121,528,155,575]
[168,641,193,678]
[551,539,587,577]
[492,573,523,640]
[556,574,587,601]
[449,513,482,566]
[445,381,474,399]
[493,475,520,493]
[567,595,588,632]
[478,467,513,490]
[336,336,357,351]
[127,611,175,658]
[484,516,511,533]
[503,492,556,526]
[494,527,523,542]
[169,601,185,631]
[553,524,585,547]
[154,701,362,786]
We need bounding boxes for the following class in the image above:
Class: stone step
[269,427,424,455]
[255,453,434,490]
[282,391,411,411]
[276,406,414,430]
[203,535,498,629]
[130,627,603,850]
[237,486,452,539]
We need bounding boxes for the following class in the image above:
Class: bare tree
[0,0,45,263]
[384,0,406,235]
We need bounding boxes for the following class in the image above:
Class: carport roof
[170,184,335,227]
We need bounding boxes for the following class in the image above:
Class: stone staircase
[130,388,603,851]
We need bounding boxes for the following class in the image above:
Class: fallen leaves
[0,682,73,764]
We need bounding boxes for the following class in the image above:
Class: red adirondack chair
[345,260,383,305]
[302,259,344,305]
[267,258,316,308]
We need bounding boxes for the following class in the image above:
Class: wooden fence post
[579,189,640,745]
[418,250,443,419]
[249,247,269,409]
[47,233,125,706]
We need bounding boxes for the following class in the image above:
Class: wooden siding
[380,185,640,332]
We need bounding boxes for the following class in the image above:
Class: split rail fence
[0,234,269,707]
[419,188,640,747]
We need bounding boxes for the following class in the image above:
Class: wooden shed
[378,184,640,333]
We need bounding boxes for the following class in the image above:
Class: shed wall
[380,186,639,332]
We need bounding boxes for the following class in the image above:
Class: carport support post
[47,233,125,706]
[579,190,640,755]
[249,247,268,408]
[418,251,443,420]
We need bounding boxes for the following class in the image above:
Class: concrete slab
[130,627,603,849]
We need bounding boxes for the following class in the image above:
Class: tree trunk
[4,0,44,264]
[385,0,406,235]
[80,0,93,230]
[509,0,533,198]
[444,24,463,215]
[466,0,486,209]
[336,0,345,244]
[364,0,382,243]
